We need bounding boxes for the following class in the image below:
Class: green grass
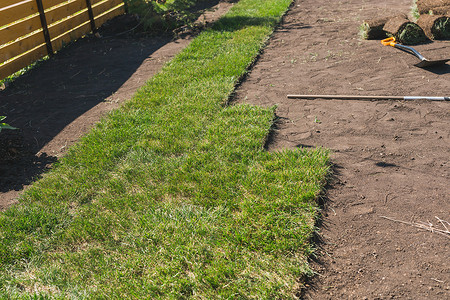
[411,0,419,21]
[0,0,330,298]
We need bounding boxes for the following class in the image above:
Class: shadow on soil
[0,15,174,195]
[1,1,281,198]
[420,64,450,75]
[298,162,344,298]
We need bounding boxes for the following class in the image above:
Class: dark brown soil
[0,0,233,208]
[234,0,450,299]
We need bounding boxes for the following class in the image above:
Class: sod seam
[0,0,329,298]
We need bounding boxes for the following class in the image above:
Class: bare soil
[234,0,449,298]
[0,0,233,208]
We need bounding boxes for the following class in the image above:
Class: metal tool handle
[286,94,450,101]
[381,37,426,61]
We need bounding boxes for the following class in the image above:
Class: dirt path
[0,0,233,208]
[234,0,450,298]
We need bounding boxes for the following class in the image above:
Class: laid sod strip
[0,0,329,298]
[417,14,450,39]
[383,15,428,45]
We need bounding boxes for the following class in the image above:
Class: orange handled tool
[380,36,397,47]
[381,37,449,68]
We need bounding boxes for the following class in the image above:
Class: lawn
[0,0,329,298]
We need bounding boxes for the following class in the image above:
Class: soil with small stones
[0,0,233,208]
[234,0,449,299]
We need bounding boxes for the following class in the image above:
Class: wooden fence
[0,0,125,81]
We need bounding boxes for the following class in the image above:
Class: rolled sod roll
[383,16,428,44]
[360,17,389,39]
[359,15,407,39]
[417,14,450,39]
[416,0,450,14]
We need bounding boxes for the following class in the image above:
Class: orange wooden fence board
[92,0,124,21]
[0,0,125,80]
[94,2,125,28]
[51,2,125,52]
[47,0,124,49]
[0,0,89,62]
[42,0,70,10]
[0,1,83,28]
[45,0,88,24]
[0,43,47,80]
[0,0,63,10]
[0,28,45,62]
[0,0,111,45]
[0,0,28,10]
[0,15,42,45]
[0,1,37,28]
[49,10,91,43]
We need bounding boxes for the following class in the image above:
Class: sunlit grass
[0,0,329,298]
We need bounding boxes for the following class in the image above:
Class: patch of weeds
[358,22,370,39]
[0,116,17,132]
[411,0,419,21]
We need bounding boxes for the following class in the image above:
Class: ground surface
[1,0,449,298]
[234,0,449,298]
[0,0,232,208]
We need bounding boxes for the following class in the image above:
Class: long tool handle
[286,95,450,101]
[392,43,426,61]
[381,37,426,61]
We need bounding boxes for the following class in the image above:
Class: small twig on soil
[70,71,81,79]
[330,207,337,216]
[431,278,445,283]
[384,193,391,204]
[436,216,450,232]
[380,216,450,239]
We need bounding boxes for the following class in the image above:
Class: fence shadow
[0,15,173,195]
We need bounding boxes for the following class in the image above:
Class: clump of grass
[411,0,420,21]
[0,0,329,298]
[0,116,17,132]
[359,22,370,39]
